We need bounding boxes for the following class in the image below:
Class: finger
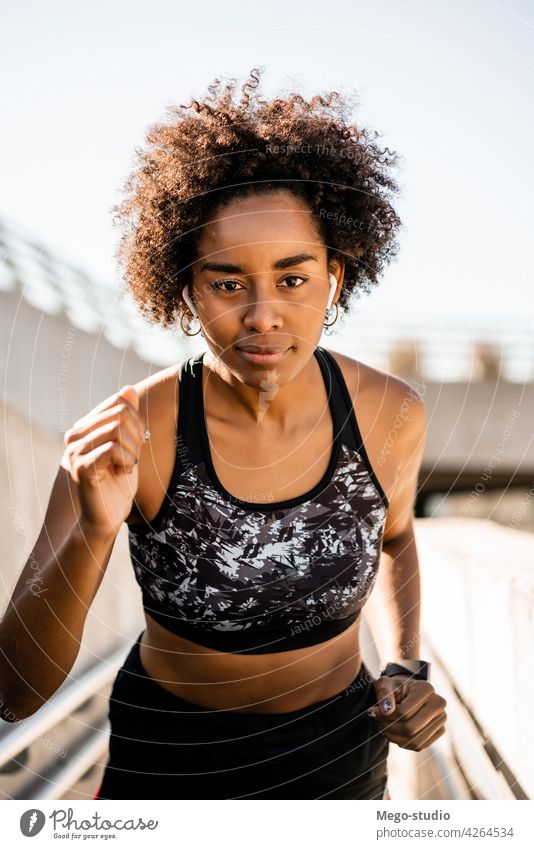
[368,677,409,720]
[65,407,144,454]
[371,677,398,717]
[76,384,139,434]
[381,711,447,749]
[376,704,439,736]
[65,424,140,470]
[391,678,412,703]
[391,693,442,725]
[68,441,138,483]
[416,723,447,750]
[85,385,140,420]
[65,405,143,447]
[398,717,447,752]
[372,694,444,731]
[65,402,145,447]
[370,678,411,713]
[379,682,436,723]
[118,386,139,411]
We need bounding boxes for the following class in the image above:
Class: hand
[61,386,147,538]
[368,674,447,752]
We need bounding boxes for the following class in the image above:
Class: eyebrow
[198,253,319,273]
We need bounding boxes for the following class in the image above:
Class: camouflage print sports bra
[128,346,389,654]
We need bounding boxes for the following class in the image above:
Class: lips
[235,346,291,365]
[237,346,287,354]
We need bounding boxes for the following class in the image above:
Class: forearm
[0,523,116,721]
[364,523,421,666]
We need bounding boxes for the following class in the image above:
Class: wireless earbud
[182,284,199,319]
[327,273,338,310]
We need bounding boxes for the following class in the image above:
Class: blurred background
[1,0,533,801]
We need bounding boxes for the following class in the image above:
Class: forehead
[194,191,323,264]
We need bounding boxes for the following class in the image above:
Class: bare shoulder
[325,347,426,423]
[324,348,427,506]
[132,361,181,427]
[125,360,183,525]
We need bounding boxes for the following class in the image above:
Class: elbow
[0,666,50,724]
[382,521,416,550]
[0,690,47,723]
[0,687,26,723]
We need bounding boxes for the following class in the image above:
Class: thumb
[118,385,139,411]
[373,676,397,716]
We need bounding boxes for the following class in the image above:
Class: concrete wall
[0,286,193,439]
[418,380,531,473]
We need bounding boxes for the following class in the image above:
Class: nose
[242,286,283,333]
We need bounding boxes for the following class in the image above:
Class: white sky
[1,0,533,325]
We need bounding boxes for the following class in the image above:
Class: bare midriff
[138,613,363,714]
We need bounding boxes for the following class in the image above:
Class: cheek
[201,305,239,342]
[208,308,236,329]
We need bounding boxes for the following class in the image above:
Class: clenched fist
[61,386,148,539]
[368,674,447,752]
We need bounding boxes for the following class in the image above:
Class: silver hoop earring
[323,301,339,335]
[180,311,202,337]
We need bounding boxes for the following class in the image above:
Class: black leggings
[95,631,390,800]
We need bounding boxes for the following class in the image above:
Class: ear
[328,256,345,288]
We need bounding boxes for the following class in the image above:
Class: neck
[202,346,321,432]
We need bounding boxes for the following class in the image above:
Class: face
[189,190,344,384]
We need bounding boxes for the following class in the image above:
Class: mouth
[235,345,292,364]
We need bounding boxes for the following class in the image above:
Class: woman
[0,70,447,799]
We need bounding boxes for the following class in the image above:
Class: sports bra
[128,346,389,654]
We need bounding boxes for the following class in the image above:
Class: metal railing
[1,628,527,799]
[421,638,528,800]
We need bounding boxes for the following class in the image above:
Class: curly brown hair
[114,68,402,329]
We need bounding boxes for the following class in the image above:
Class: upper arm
[381,382,427,543]
[328,349,427,543]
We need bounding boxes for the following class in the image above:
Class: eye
[279,275,307,288]
[209,279,244,292]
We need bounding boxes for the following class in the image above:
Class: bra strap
[321,347,389,508]
[316,346,355,448]
[176,353,204,465]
